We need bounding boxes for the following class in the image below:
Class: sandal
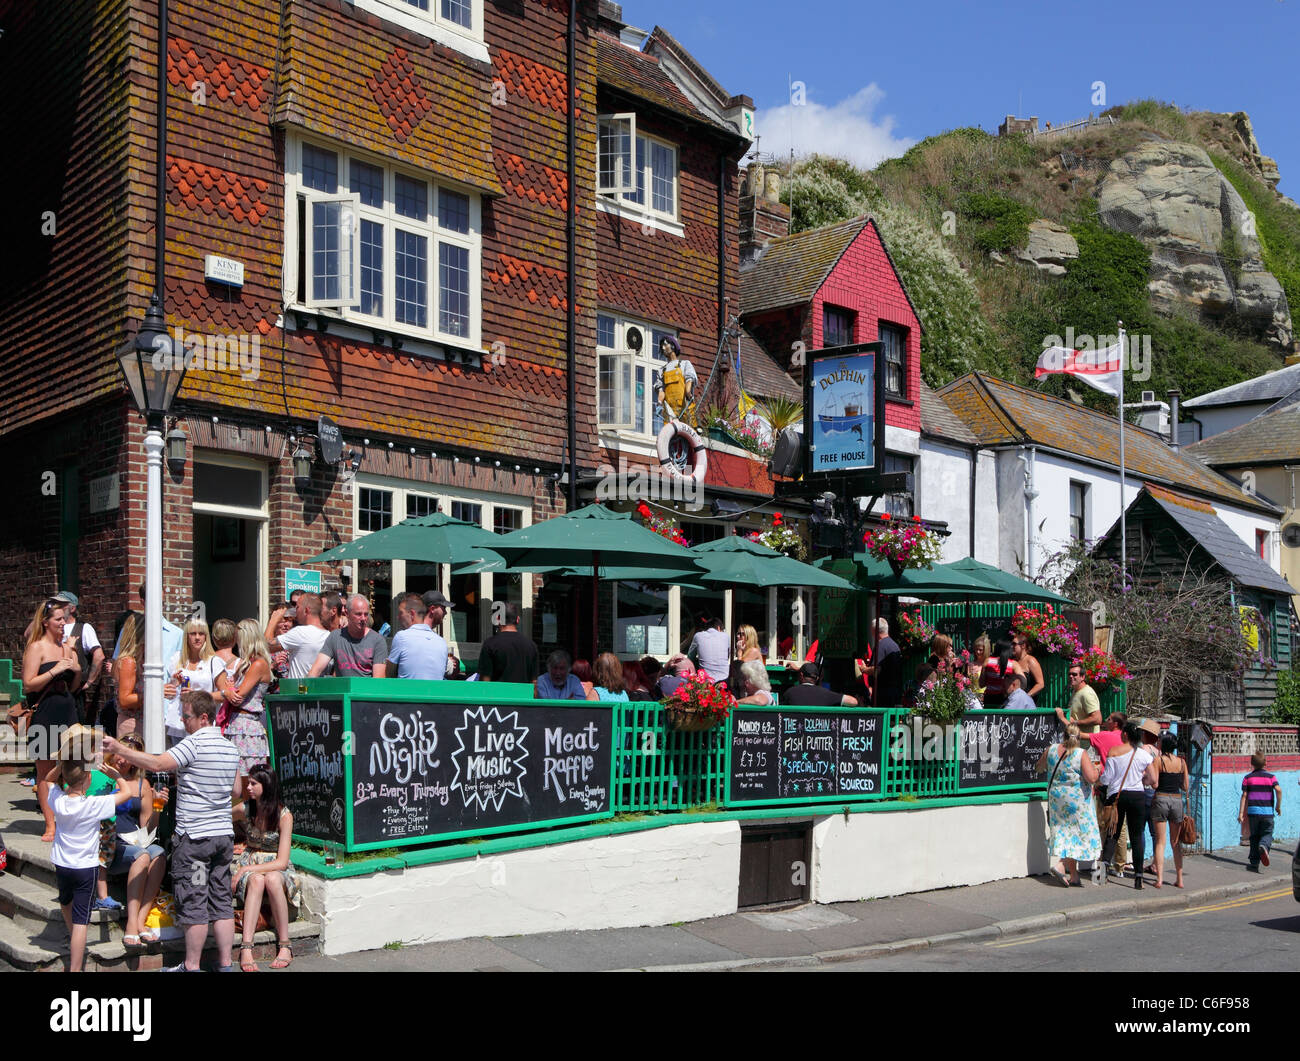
[240,945,258,972]
[270,941,292,969]
[138,928,161,944]
[122,934,143,948]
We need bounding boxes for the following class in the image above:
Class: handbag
[1100,746,1142,837]
[6,700,32,736]
[1178,811,1198,846]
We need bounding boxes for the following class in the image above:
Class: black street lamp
[115,0,178,754]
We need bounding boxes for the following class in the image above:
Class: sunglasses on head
[43,600,63,618]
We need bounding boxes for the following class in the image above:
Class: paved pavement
[288,842,1299,972]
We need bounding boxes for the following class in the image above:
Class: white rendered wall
[1188,404,1268,441]
[811,801,1051,903]
[303,821,741,956]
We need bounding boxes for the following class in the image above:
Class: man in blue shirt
[1002,671,1037,710]
[534,650,587,700]
[385,594,447,680]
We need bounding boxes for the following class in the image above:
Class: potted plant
[861,514,944,577]
[911,669,976,728]
[635,502,689,547]
[663,671,736,732]
[897,608,937,650]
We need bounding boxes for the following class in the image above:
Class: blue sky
[621,0,1297,196]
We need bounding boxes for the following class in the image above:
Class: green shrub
[960,192,1036,253]
[1211,152,1300,318]
[1264,669,1300,724]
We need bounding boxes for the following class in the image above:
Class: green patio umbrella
[846,554,1007,599]
[690,536,858,591]
[939,557,1075,605]
[305,512,506,570]
[490,504,705,659]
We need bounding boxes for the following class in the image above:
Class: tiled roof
[938,373,1279,515]
[488,253,569,311]
[738,328,800,403]
[1137,486,1294,596]
[920,381,978,445]
[739,216,871,315]
[596,36,735,136]
[1184,405,1300,467]
[1182,360,1300,408]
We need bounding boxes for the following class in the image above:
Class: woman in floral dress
[215,619,272,776]
[1035,723,1101,885]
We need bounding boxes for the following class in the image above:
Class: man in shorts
[105,689,241,972]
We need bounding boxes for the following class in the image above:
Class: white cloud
[754,84,914,169]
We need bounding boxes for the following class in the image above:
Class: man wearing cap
[783,662,859,707]
[386,593,448,680]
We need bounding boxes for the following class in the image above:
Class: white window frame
[597,113,637,195]
[350,474,532,655]
[350,0,487,63]
[192,452,270,625]
[302,191,361,310]
[596,311,679,439]
[596,114,681,233]
[284,135,483,349]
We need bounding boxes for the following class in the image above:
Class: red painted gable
[809,219,921,435]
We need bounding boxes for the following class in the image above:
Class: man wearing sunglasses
[1057,664,1102,733]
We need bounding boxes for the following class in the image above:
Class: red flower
[880,513,891,521]
[912,515,922,523]
[772,512,784,525]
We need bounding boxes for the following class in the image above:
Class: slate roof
[737,328,801,402]
[1184,405,1300,468]
[1136,485,1295,596]
[920,381,978,445]
[1181,361,1300,408]
[596,35,741,138]
[739,216,872,316]
[937,373,1279,515]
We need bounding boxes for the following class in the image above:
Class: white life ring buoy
[656,419,708,485]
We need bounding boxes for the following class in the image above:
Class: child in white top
[48,757,136,972]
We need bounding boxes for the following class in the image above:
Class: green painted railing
[0,660,23,704]
[614,700,728,811]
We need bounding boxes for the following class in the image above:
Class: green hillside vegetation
[778,102,1297,408]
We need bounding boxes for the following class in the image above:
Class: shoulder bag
[1099,746,1142,837]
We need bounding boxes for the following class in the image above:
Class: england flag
[1035,342,1124,397]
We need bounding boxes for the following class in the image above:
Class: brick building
[0,0,767,663]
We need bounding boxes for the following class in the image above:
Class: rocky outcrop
[1095,141,1293,349]
[1014,219,1078,276]
[1229,112,1281,191]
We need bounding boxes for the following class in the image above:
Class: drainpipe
[968,444,979,559]
[1023,446,1039,578]
[1167,389,1181,451]
[565,0,577,509]
[717,154,727,371]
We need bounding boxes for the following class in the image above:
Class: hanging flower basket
[862,515,944,571]
[663,672,736,732]
[747,512,806,561]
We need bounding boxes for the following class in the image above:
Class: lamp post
[115,0,182,755]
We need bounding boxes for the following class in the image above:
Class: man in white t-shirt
[265,592,330,679]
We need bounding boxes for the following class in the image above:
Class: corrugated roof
[1184,404,1300,467]
[938,373,1279,515]
[596,36,737,136]
[921,381,978,445]
[739,216,871,316]
[1182,361,1300,408]
[738,327,800,402]
[1143,486,1295,596]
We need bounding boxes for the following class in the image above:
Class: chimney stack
[1167,389,1181,451]
[739,161,790,263]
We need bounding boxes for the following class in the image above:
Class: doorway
[193,455,267,625]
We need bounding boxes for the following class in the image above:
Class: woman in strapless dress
[22,599,82,840]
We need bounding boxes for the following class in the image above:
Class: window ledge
[348,1,489,64]
[596,198,685,238]
[598,431,660,457]
[886,395,915,407]
[283,308,483,368]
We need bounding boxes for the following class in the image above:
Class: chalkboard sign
[267,699,348,842]
[958,710,1057,790]
[348,700,613,847]
[933,614,1014,651]
[728,709,885,805]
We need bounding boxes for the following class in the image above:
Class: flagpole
[1117,320,1127,583]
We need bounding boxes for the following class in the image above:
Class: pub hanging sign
[804,341,885,478]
